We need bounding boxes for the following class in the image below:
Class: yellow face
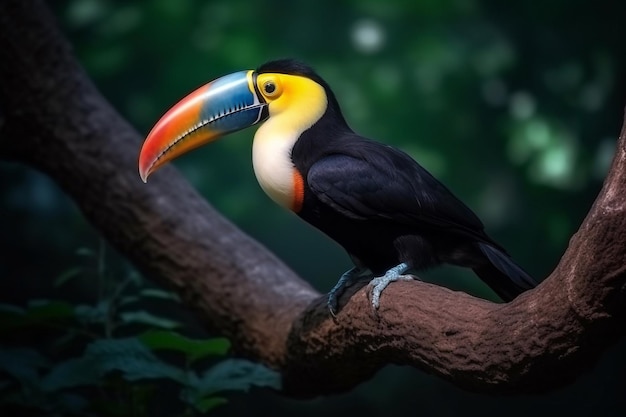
[254,73,328,128]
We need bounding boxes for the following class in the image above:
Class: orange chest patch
[291,168,305,213]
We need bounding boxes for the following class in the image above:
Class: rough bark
[0,0,624,398]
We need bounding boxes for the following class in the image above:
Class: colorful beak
[138,70,268,182]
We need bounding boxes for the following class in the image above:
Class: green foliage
[139,330,230,364]
[0,243,280,416]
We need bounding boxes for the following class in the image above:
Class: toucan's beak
[138,70,268,182]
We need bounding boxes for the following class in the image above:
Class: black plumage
[259,60,536,303]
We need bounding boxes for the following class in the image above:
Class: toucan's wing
[307,141,485,237]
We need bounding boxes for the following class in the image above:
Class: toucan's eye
[257,75,282,100]
[264,81,277,95]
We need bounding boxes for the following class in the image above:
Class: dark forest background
[1,0,625,416]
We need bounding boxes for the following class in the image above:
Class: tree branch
[1,0,624,397]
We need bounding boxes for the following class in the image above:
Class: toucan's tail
[473,242,537,302]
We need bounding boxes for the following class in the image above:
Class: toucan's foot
[368,263,413,309]
[327,267,369,316]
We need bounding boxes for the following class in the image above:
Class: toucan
[139,59,536,314]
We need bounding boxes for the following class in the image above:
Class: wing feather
[307,142,485,237]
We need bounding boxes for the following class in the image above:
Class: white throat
[250,74,328,211]
[252,123,299,210]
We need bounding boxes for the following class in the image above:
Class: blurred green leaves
[0,246,279,415]
[508,116,580,189]
[0,300,75,331]
[1,336,279,415]
[139,331,230,363]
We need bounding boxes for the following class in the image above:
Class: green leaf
[126,270,144,287]
[0,300,74,331]
[84,338,188,384]
[119,310,180,329]
[26,299,75,320]
[0,303,25,315]
[54,266,83,287]
[188,359,281,398]
[118,295,140,307]
[0,347,49,387]
[44,339,188,390]
[41,357,100,391]
[139,288,180,302]
[51,329,80,350]
[75,247,95,257]
[194,396,228,413]
[138,330,230,363]
[74,301,109,324]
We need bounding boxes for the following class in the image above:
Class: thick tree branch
[1,0,624,397]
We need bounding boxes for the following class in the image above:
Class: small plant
[0,241,280,416]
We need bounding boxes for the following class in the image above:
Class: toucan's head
[138,59,345,182]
